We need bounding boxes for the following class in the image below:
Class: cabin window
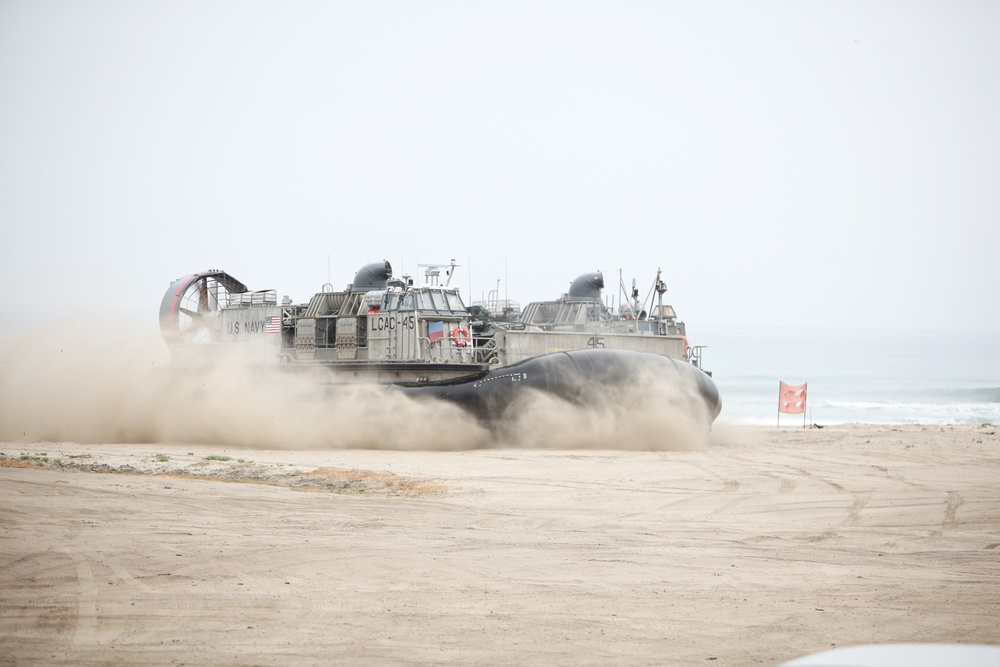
[445,291,465,312]
[417,292,435,311]
[381,290,464,314]
[418,292,450,313]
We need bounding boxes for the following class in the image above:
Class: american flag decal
[265,315,281,333]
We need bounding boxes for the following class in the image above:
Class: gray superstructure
[160,260,487,384]
[470,269,707,372]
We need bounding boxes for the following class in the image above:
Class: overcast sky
[2,0,998,334]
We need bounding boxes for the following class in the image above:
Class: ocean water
[694,325,1000,426]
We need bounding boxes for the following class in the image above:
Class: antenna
[417,259,461,286]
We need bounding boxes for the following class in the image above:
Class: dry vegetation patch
[0,453,448,497]
[0,457,38,469]
[293,467,450,496]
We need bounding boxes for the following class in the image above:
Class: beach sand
[2,424,998,666]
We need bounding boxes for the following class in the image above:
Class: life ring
[683,335,690,361]
[451,327,470,347]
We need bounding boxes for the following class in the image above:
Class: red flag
[778,382,807,414]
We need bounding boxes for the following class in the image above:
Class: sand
[1,424,998,666]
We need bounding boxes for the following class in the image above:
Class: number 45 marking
[587,336,605,348]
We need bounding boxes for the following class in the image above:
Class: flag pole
[803,382,808,428]
[777,381,782,427]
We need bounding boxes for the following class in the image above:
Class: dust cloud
[0,325,486,449]
[0,325,713,451]
[493,364,713,451]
